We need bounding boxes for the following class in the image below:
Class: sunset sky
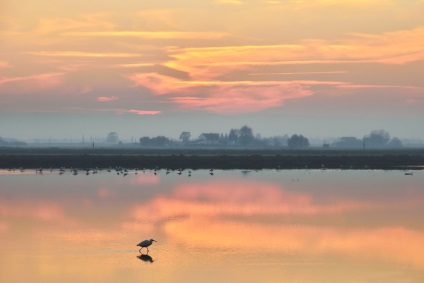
[1,0,423,141]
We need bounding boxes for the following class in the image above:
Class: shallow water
[1,169,424,282]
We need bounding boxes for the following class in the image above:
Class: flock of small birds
[6,167,215,177]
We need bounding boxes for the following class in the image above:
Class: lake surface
[1,169,424,282]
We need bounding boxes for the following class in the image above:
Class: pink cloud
[0,73,65,94]
[66,107,160,115]
[172,83,312,113]
[97,96,119,102]
[128,73,346,113]
[127,109,161,115]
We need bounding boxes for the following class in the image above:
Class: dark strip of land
[1,147,423,170]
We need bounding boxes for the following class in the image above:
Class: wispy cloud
[63,31,226,39]
[249,71,347,76]
[115,63,157,68]
[34,13,115,35]
[337,84,423,90]
[66,107,160,115]
[214,0,244,4]
[121,26,424,114]
[127,110,161,115]
[166,27,424,77]
[97,96,119,102]
[127,73,349,113]
[0,73,65,93]
[27,51,141,58]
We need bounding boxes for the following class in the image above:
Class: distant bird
[137,239,157,252]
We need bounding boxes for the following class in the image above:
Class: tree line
[132,128,402,149]
[137,125,310,148]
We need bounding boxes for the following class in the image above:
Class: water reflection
[137,253,154,263]
[0,170,423,282]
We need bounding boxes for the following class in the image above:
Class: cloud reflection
[127,178,424,267]
[130,180,372,221]
[0,201,74,225]
[165,218,424,266]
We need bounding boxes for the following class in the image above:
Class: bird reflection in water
[137,253,154,263]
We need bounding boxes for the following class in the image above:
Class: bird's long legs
[139,247,150,254]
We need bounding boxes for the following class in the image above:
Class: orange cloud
[27,51,141,58]
[160,27,424,82]
[34,14,115,36]
[122,26,424,113]
[214,0,244,4]
[63,31,226,39]
[182,30,423,66]
[116,63,157,68]
[249,71,347,76]
[337,84,423,90]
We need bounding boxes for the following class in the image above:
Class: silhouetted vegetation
[0,127,414,150]
[134,127,407,150]
[139,125,292,148]
[332,137,363,148]
[1,147,423,170]
[287,134,310,149]
[139,136,172,147]
[363,130,402,148]
[0,136,26,146]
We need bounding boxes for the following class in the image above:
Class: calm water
[1,169,424,282]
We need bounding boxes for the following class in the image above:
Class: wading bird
[137,239,157,252]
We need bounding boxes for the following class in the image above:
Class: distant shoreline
[1,147,423,170]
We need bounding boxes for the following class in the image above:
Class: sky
[1,0,423,141]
